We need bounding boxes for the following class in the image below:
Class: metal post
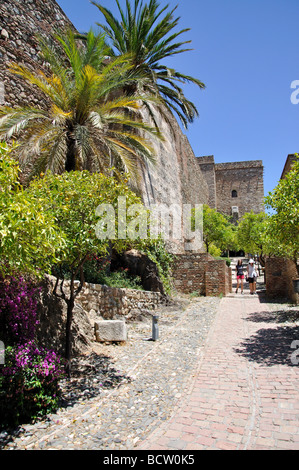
[152,315,159,341]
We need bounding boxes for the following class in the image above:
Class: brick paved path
[138,294,299,450]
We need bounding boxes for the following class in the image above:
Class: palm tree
[92,0,205,129]
[0,29,162,186]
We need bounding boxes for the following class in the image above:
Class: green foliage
[264,156,299,261]
[237,211,268,259]
[98,269,143,290]
[24,170,144,268]
[0,29,162,187]
[208,243,222,257]
[93,0,205,129]
[193,204,237,254]
[0,141,19,191]
[57,256,144,290]
[24,170,154,366]
[0,143,65,277]
[142,236,174,295]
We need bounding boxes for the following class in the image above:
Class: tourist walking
[235,259,244,294]
[247,259,257,294]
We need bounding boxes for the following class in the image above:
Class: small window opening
[232,190,238,198]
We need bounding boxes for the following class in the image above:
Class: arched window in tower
[232,190,238,198]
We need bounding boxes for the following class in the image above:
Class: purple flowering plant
[0,275,40,344]
[0,274,65,428]
[0,341,65,427]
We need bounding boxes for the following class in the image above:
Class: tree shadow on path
[234,302,299,367]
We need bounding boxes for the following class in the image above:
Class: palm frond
[93,0,205,128]
[0,28,161,183]
[0,106,49,139]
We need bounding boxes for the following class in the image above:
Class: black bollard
[152,315,159,341]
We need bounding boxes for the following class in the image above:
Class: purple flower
[0,275,40,343]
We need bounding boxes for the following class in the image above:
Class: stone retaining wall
[36,275,163,355]
[74,281,163,320]
[205,258,232,297]
[171,253,232,296]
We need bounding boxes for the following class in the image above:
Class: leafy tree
[0,142,65,277]
[200,204,233,254]
[0,29,161,187]
[264,155,299,269]
[220,223,239,256]
[24,170,144,374]
[93,0,205,129]
[237,211,268,265]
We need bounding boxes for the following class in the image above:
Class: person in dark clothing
[235,259,244,294]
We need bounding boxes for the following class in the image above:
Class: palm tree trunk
[65,297,74,377]
[65,131,76,172]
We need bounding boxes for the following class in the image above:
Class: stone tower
[197,156,264,222]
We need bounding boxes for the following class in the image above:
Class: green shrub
[143,237,174,295]
[97,269,143,290]
[53,257,144,290]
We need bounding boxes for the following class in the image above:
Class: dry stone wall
[75,281,162,321]
[36,275,163,355]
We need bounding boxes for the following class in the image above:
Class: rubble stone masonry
[171,253,232,297]
[266,257,299,304]
[0,0,268,300]
[0,0,73,108]
[215,160,264,219]
[197,156,264,220]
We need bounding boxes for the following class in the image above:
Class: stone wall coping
[215,160,263,170]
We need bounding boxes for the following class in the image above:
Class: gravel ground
[1,294,220,450]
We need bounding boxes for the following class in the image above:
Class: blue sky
[56,0,299,196]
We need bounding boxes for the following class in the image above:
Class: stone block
[94,320,127,342]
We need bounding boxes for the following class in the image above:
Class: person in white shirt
[247,259,257,295]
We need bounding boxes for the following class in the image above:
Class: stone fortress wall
[1,1,297,307]
[0,0,211,254]
[0,0,264,303]
[0,0,74,108]
[0,0,264,240]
